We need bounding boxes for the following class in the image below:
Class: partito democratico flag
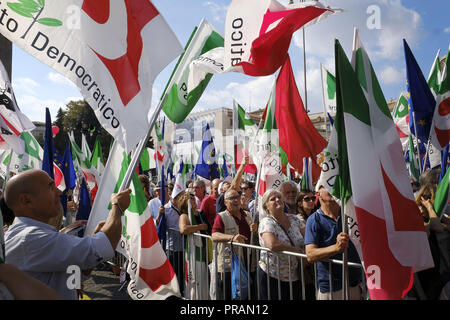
[0,0,182,152]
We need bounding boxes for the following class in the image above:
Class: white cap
[171,174,185,199]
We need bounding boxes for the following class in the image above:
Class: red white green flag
[86,141,180,299]
[429,48,450,150]
[427,49,443,99]
[392,92,410,150]
[0,0,182,152]
[233,100,258,174]
[188,0,340,80]
[265,56,327,180]
[334,30,433,300]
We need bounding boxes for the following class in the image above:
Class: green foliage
[54,99,155,163]
[61,100,112,161]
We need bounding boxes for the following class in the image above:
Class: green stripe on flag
[354,48,368,92]
[434,169,450,218]
[326,70,336,100]
[162,21,224,123]
[332,39,367,203]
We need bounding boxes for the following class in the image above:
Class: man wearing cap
[148,181,173,224]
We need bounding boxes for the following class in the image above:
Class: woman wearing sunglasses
[296,190,317,236]
[295,189,317,300]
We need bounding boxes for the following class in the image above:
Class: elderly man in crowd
[280,181,299,215]
[4,169,131,300]
[212,188,257,299]
[193,180,207,209]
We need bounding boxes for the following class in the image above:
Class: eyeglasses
[303,196,316,202]
[225,195,240,201]
[241,187,248,190]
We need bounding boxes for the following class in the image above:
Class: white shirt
[148,198,162,223]
[5,217,114,300]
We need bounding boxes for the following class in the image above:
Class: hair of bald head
[4,169,47,210]
[211,178,221,187]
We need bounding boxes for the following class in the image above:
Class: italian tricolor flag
[392,92,410,150]
[86,142,180,300]
[429,48,450,150]
[162,19,224,123]
[233,100,258,174]
[333,30,433,300]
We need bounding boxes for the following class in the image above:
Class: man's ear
[18,193,32,207]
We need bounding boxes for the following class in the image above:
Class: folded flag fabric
[0,0,183,152]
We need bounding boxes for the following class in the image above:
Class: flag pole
[340,199,349,300]
[320,63,330,139]
[411,111,423,173]
[2,149,13,192]
[118,92,169,192]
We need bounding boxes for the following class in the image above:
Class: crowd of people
[1,159,449,300]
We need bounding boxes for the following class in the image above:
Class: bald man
[200,178,220,228]
[4,169,131,300]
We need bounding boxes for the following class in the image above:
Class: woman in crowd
[295,189,318,300]
[258,189,305,300]
[414,183,449,300]
[296,189,317,236]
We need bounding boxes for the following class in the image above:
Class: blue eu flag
[404,39,436,144]
[194,124,220,180]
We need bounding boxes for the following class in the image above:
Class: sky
[9,0,450,123]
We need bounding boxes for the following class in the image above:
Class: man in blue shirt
[4,169,131,300]
[305,186,362,300]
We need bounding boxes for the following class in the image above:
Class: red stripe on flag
[140,216,159,248]
[355,205,414,299]
[0,114,21,136]
[138,259,175,292]
[234,144,257,174]
[239,7,328,76]
[435,126,450,148]
[395,123,408,138]
[380,164,425,232]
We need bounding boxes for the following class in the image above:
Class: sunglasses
[241,187,248,190]
[303,196,316,202]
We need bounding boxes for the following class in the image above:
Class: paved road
[82,262,131,300]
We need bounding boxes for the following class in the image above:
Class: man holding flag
[4,169,131,300]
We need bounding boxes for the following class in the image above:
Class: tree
[61,99,155,162]
[62,99,112,160]
[53,107,68,154]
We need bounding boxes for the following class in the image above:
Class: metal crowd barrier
[106,229,367,300]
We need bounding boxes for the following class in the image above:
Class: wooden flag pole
[341,199,349,300]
